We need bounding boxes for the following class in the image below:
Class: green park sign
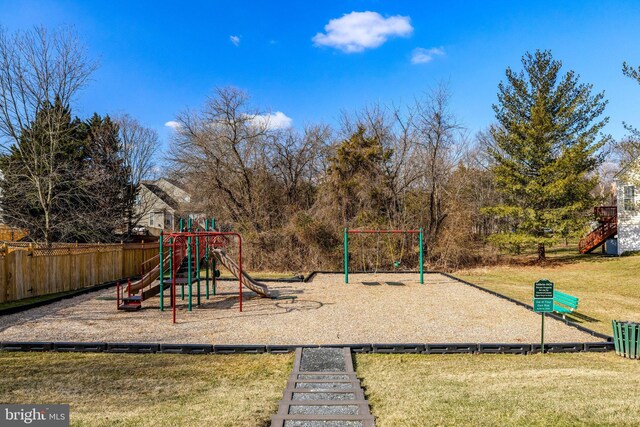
[533,279,555,353]
[533,298,553,312]
[534,279,554,300]
[533,279,554,313]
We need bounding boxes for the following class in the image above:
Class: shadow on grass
[566,311,601,323]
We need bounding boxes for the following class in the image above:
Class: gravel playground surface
[0,273,601,344]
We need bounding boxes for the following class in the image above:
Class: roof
[614,154,640,180]
[141,182,180,210]
[160,177,188,192]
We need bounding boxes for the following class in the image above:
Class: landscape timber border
[0,341,613,355]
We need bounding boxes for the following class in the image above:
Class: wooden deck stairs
[579,206,617,254]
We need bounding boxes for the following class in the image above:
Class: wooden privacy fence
[0,242,159,303]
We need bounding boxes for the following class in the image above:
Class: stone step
[272,348,374,427]
[270,413,375,427]
[294,374,353,381]
[289,384,360,391]
[277,400,370,416]
[288,405,360,415]
[286,391,362,401]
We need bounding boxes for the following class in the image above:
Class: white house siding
[616,176,640,255]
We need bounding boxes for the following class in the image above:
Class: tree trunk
[537,243,546,261]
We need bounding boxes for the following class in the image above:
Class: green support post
[187,218,192,311]
[541,312,545,354]
[205,219,210,299]
[211,217,216,231]
[159,232,164,311]
[196,231,201,306]
[344,228,349,284]
[179,217,185,299]
[419,228,424,284]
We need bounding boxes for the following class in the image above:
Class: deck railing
[594,205,617,222]
[578,221,617,253]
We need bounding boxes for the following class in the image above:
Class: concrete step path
[271,347,374,427]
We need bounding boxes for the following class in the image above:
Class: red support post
[116,281,120,310]
[162,231,244,322]
[127,278,131,297]
[172,238,177,324]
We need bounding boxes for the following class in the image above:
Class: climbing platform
[271,347,374,427]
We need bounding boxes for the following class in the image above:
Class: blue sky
[1,0,639,147]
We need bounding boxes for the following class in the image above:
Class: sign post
[533,279,554,353]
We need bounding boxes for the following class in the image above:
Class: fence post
[121,241,126,279]
[2,243,8,303]
[419,228,424,285]
[97,242,101,284]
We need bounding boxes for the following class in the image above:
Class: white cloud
[411,47,445,64]
[164,121,181,130]
[230,35,240,46]
[249,112,293,130]
[313,11,413,53]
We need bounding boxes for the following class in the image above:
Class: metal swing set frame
[343,228,424,284]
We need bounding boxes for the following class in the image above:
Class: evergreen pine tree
[326,125,393,225]
[83,114,129,241]
[487,50,609,260]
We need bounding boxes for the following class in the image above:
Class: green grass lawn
[348,245,640,424]
[0,352,292,427]
[356,352,640,426]
[4,246,640,427]
[456,250,640,335]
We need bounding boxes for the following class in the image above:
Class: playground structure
[116,218,271,323]
[344,228,424,284]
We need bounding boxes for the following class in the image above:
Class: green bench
[553,290,579,317]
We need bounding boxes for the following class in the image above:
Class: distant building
[614,158,640,255]
[134,178,199,236]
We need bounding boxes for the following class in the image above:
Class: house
[614,158,640,255]
[134,178,198,236]
[579,157,640,255]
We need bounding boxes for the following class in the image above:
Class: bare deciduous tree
[116,114,160,235]
[0,26,96,244]
[169,87,279,233]
[413,83,466,244]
